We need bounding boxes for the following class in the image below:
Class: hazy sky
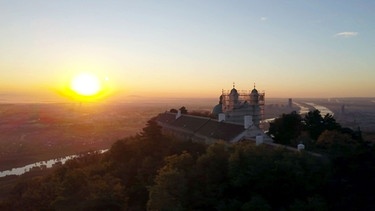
[1,0,374,102]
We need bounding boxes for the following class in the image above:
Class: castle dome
[250,84,259,104]
[251,83,259,95]
[212,104,223,116]
[212,95,223,116]
[230,87,238,95]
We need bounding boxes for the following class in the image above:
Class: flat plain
[0,103,166,171]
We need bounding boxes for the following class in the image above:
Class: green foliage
[192,142,232,208]
[268,109,355,149]
[268,111,303,145]
[147,152,193,211]
[242,196,271,211]
[2,115,375,210]
[179,106,188,114]
[170,106,188,114]
[227,144,329,209]
[303,110,325,140]
[317,130,357,149]
[147,141,330,210]
[304,110,341,140]
[289,196,328,211]
[139,117,163,140]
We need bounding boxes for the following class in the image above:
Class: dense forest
[1,111,375,210]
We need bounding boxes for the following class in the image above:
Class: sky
[1,0,375,102]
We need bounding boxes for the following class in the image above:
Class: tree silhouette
[179,106,188,114]
[3,115,375,210]
[139,117,162,140]
[268,111,303,145]
[303,110,341,140]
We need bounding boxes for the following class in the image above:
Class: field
[0,103,168,171]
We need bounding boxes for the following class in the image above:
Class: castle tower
[250,84,259,105]
[228,84,239,110]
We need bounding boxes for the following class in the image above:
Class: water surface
[0,149,108,177]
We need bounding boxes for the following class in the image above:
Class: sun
[70,73,101,96]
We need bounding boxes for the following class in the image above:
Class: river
[0,149,108,178]
[263,102,311,123]
[305,102,334,116]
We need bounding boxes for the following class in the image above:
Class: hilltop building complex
[155,84,271,144]
[212,84,265,128]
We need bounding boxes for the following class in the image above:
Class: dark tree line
[148,142,331,210]
[1,116,375,210]
[169,106,188,114]
[268,109,362,148]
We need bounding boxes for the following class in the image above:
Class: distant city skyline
[1,0,375,102]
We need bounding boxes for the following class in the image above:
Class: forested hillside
[1,116,374,210]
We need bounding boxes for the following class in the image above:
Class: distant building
[155,83,270,144]
[288,98,293,108]
[212,84,265,127]
[155,83,273,144]
[155,111,272,144]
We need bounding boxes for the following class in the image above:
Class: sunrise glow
[1,1,375,102]
[58,72,115,102]
[70,73,101,96]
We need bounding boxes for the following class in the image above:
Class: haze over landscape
[2,1,375,210]
[1,0,375,102]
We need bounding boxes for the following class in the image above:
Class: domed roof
[230,87,238,95]
[212,104,223,116]
[251,83,259,95]
[229,83,238,95]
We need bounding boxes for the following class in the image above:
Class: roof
[196,120,246,141]
[156,112,246,142]
[156,112,176,124]
[173,115,210,132]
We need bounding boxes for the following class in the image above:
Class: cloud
[260,17,268,21]
[335,31,359,38]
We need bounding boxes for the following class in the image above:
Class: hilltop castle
[155,83,269,144]
[212,83,265,128]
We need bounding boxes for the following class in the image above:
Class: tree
[322,113,341,131]
[318,132,375,210]
[303,110,324,140]
[316,130,360,158]
[139,117,162,140]
[147,152,194,210]
[228,143,329,210]
[268,111,303,145]
[289,196,328,211]
[179,106,188,114]
[242,196,272,211]
[192,142,231,208]
[303,110,341,140]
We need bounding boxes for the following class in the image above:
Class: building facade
[156,111,271,144]
[212,84,265,128]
